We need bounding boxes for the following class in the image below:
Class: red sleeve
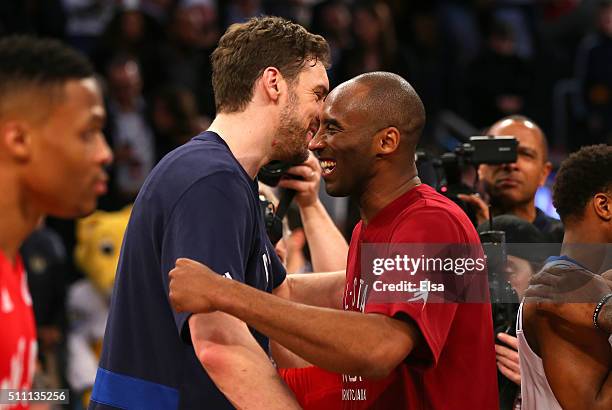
[279,366,342,410]
[365,208,469,367]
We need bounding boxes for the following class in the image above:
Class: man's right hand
[277,152,322,208]
[524,265,612,330]
[456,193,490,226]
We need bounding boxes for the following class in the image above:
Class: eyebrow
[518,145,537,157]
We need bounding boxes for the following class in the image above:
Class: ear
[539,161,552,186]
[375,126,400,156]
[259,67,284,104]
[0,121,32,161]
[593,192,612,222]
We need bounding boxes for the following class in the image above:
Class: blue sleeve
[161,172,254,340]
[268,242,287,289]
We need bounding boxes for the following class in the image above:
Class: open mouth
[319,159,337,176]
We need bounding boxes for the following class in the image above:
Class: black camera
[257,161,302,245]
[417,136,518,226]
[479,230,519,335]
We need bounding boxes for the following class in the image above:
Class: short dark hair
[553,144,612,222]
[0,35,94,118]
[211,16,330,114]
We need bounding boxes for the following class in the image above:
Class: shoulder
[392,185,478,243]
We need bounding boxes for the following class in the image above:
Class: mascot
[66,206,131,406]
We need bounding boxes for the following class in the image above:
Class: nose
[501,160,519,172]
[97,134,114,166]
[308,130,326,153]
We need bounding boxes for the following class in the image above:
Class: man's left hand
[169,258,223,313]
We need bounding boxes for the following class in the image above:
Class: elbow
[353,343,404,380]
[196,342,236,379]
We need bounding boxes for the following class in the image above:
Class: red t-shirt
[0,250,37,409]
[340,184,498,409]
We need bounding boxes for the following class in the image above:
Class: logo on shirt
[262,249,271,286]
[344,277,369,312]
[1,287,13,313]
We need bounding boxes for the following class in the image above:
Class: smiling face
[308,82,379,197]
[272,60,329,164]
[22,78,113,218]
[479,119,551,209]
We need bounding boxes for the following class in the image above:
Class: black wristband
[593,293,612,331]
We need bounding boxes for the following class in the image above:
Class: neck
[208,111,275,179]
[561,220,608,273]
[492,198,537,223]
[358,168,420,225]
[0,168,42,263]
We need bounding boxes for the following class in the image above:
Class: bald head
[329,71,426,150]
[488,115,548,162]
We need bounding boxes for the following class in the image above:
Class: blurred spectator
[21,226,68,391]
[310,0,353,85]
[465,19,534,128]
[157,3,219,117]
[575,0,612,145]
[92,5,165,98]
[140,0,176,24]
[224,0,263,25]
[404,10,447,124]
[151,85,208,161]
[336,0,410,83]
[61,0,116,55]
[104,55,155,208]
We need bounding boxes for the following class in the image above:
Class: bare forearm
[189,313,299,409]
[299,201,348,272]
[200,342,300,409]
[270,340,312,369]
[218,280,417,378]
[285,271,345,309]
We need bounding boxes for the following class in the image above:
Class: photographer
[459,115,564,242]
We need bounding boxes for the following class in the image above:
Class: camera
[479,230,519,335]
[257,161,301,245]
[417,136,518,226]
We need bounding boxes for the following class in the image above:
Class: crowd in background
[1,0,612,408]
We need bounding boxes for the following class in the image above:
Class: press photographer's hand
[456,193,490,226]
[277,152,321,208]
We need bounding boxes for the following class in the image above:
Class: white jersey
[516,301,563,410]
[517,257,612,410]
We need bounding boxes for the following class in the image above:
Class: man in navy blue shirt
[90,16,330,409]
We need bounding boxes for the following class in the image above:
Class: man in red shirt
[0,36,112,407]
[168,71,498,409]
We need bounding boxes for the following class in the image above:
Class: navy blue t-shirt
[90,132,287,409]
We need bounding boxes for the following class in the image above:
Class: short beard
[273,92,309,164]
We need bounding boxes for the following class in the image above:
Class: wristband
[593,293,612,331]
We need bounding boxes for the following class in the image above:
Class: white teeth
[319,160,336,175]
